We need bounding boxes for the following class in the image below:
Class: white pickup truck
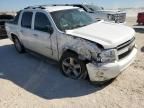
[5,6,137,83]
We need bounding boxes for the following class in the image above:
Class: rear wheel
[60,52,87,80]
[13,37,25,53]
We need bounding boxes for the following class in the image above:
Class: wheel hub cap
[62,57,81,78]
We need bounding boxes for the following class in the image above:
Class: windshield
[51,9,95,31]
[85,5,103,12]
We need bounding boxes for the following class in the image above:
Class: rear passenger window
[34,12,51,32]
[21,12,33,28]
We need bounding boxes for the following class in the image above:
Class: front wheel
[60,52,87,80]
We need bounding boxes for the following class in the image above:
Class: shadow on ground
[134,28,144,33]
[0,44,108,100]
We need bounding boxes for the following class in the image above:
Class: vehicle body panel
[66,21,135,49]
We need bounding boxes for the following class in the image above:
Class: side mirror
[47,25,54,34]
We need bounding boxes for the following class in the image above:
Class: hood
[95,10,125,14]
[66,21,135,49]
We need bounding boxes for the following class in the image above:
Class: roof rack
[24,4,78,10]
[51,4,71,6]
[37,4,73,7]
[24,6,46,10]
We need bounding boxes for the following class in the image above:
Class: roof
[44,6,78,12]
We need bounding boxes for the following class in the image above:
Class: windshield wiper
[64,24,88,31]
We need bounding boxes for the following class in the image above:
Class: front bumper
[86,47,137,82]
[108,21,126,24]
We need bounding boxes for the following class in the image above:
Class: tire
[13,37,25,53]
[60,52,87,80]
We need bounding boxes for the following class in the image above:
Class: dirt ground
[0,17,144,108]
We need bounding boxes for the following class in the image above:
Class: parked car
[5,6,137,83]
[52,4,126,23]
[0,14,14,37]
[137,12,144,25]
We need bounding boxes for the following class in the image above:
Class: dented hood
[66,21,135,49]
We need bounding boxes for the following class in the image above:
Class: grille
[118,45,134,60]
[117,13,126,23]
[108,13,126,23]
[117,37,135,60]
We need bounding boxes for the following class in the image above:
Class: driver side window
[34,12,51,33]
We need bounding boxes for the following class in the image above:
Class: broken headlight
[96,49,116,63]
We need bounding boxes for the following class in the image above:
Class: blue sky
[0,0,144,11]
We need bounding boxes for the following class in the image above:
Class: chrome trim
[117,37,135,60]
[117,37,135,50]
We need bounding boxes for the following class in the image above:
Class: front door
[30,12,53,57]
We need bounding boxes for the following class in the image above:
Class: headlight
[96,49,116,63]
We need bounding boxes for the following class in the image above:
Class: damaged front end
[60,32,137,82]
[86,47,137,82]
[61,36,119,82]
[86,48,118,82]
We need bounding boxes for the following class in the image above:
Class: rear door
[19,11,34,49]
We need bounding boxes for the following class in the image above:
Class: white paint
[66,21,135,49]
[5,6,137,82]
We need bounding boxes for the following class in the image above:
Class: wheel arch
[61,49,78,58]
[59,38,103,63]
[11,33,18,42]
[60,48,90,64]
